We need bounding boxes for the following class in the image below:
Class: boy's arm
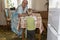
[39,17,44,34]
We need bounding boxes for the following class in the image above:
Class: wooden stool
[22,28,25,40]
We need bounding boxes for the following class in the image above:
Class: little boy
[25,9,37,40]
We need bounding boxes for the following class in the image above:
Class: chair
[5,8,11,30]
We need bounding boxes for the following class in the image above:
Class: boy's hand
[18,13,28,18]
[40,25,44,34]
[18,14,20,18]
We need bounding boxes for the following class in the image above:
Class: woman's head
[22,0,28,8]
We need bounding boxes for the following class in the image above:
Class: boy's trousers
[27,30,35,40]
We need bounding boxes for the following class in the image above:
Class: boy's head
[27,9,32,16]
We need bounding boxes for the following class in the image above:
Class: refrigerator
[47,0,60,40]
[47,8,60,40]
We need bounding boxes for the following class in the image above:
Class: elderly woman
[11,0,28,38]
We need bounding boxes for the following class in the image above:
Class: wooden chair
[35,28,41,40]
[4,8,11,30]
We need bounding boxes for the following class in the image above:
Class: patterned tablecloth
[11,12,44,34]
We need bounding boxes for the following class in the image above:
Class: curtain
[0,0,7,25]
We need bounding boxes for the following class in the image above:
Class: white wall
[32,0,47,11]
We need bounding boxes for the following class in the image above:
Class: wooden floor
[0,25,47,40]
[0,17,47,40]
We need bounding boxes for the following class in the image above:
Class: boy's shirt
[24,16,37,30]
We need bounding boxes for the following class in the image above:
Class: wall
[32,0,47,11]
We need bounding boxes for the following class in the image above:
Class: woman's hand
[18,14,20,18]
[18,23,21,31]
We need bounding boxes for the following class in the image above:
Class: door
[47,24,58,40]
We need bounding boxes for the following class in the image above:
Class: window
[57,0,60,8]
[49,0,57,8]
[49,0,60,8]
[5,0,18,8]
[28,0,32,8]
[5,0,32,8]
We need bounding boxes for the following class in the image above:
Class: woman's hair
[22,0,28,5]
